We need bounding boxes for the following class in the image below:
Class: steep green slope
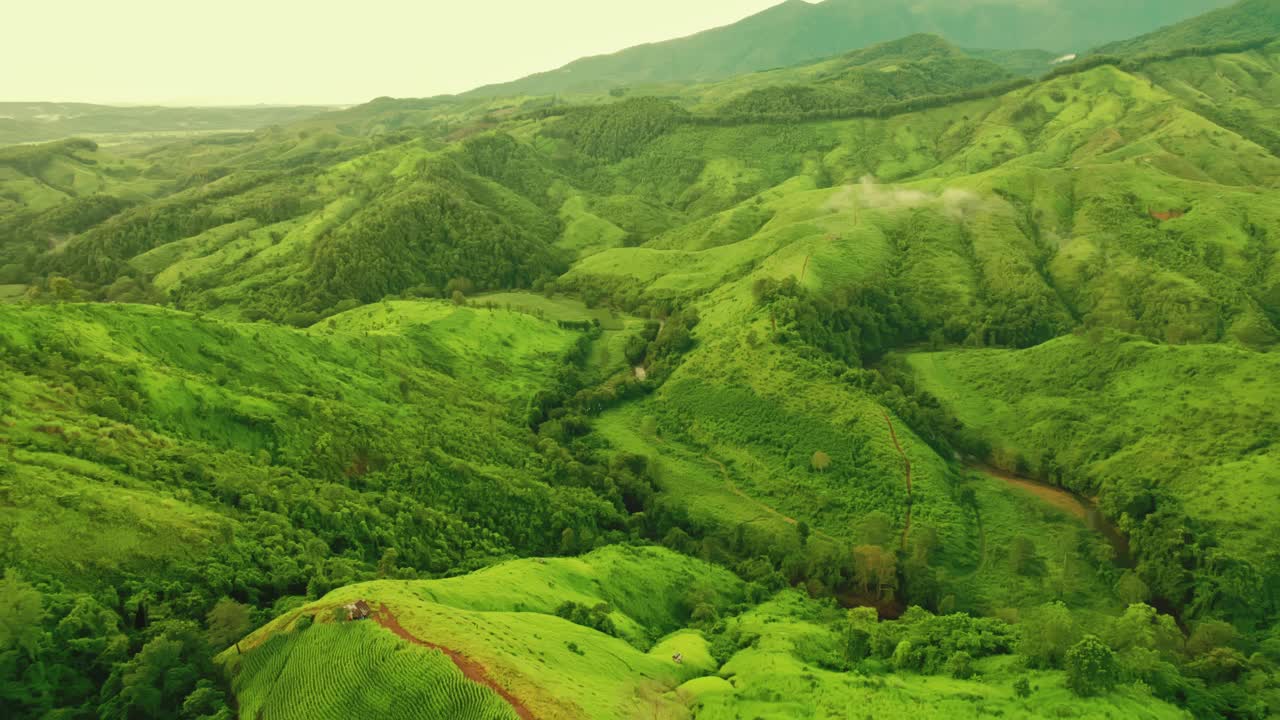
[1096,0,1280,55]
[467,0,1231,97]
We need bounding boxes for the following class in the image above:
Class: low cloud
[824,176,982,218]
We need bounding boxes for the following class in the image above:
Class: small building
[343,600,372,620]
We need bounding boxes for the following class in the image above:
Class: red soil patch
[971,462,1088,520]
[1149,208,1185,222]
[373,607,536,720]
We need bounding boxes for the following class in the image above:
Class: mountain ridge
[464,0,1234,98]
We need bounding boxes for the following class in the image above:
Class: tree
[892,639,915,671]
[205,598,251,652]
[451,290,467,306]
[810,450,832,472]
[1116,571,1151,605]
[1016,601,1079,668]
[1106,604,1181,657]
[0,568,44,660]
[559,527,578,555]
[910,525,939,565]
[1065,635,1118,697]
[377,547,400,578]
[855,511,894,547]
[46,275,77,302]
[100,622,213,720]
[624,335,648,366]
[853,544,897,601]
[844,607,879,663]
[1187,619,1235,657]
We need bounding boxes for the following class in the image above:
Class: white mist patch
[824,177,983,219]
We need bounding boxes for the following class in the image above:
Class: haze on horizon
[3,0,800,106]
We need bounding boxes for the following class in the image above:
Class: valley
[2,1,1280,718]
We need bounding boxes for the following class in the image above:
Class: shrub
[1014,677,1032,698]
[1065,635,1119,697]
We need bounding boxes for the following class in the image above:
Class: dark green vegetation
[1096,0,1280,56]
[3,1,1280,718]
[0,102,336,146]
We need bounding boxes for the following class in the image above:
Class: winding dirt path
[967,463,1132,567]
[882,413,913,550]
[970,462,1087,519]
[374,608,536,720]
[705,455,839,543]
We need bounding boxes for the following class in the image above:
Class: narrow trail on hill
[706,455,799,526]
[374,608,536,720]
[882,413,913,550]
[706,454,838,544]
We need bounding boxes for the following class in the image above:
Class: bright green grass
[557,194,628,258]
[231,621,519,720]
[951,471,1120,615]
[471,291,646,380]
[594,401,798,544]
[472,291,632,330]
[376,545,744,644]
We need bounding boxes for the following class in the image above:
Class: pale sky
[3,0,794,106]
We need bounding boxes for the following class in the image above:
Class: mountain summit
[467,0,1233,97]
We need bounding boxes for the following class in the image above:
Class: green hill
[1095,0,1280,55]
[226,551,1190,720]
[467,0,1232,97]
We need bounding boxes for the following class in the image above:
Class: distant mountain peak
[463,0,1232,98]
